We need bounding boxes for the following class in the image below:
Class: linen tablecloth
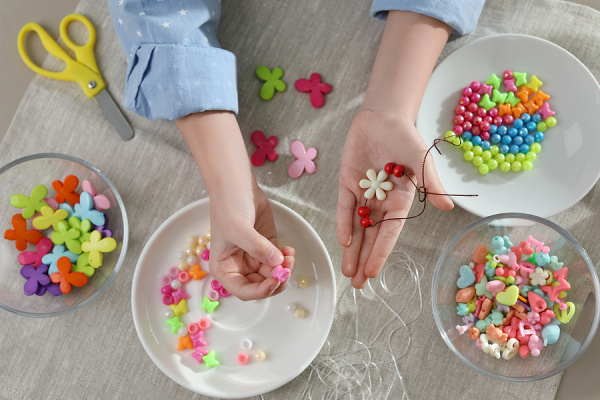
[2,0,600,398]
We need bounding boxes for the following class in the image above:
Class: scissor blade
[93,89,134,141]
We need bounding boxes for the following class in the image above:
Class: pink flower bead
[470,81,481,92]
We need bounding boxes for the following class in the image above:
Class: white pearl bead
[187,235,199,246]
[170,280,182,290]
[165,310,174,319]
[177,327,188,337]
[240,338,253,350]
[285,303,296,313]
[206,241,211,250]
[185,246,195,256]
[186,255,198,266]
[177,251,187,260]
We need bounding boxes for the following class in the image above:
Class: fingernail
[346,237,352,247]
[267,248,284,266]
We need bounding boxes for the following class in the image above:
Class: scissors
[17,14,134,141]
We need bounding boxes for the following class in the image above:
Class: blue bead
[512,136,523,145]
[526,121,537,132]
[509,145,520,154]
[499,144,509,154]
[525,135,535,145]
[519,144,530,153]
[521,113,531,122]
[482,140,491,150]
[497,125,507,135]
[519,127,529,137]
[534,131,545,142]
[513,119,524,129]
[532,113,542,123]
[462,131,472,141]
[491,134,501,144]
[488,124,498,134]
[501,135,512,144]
[471,135,482,146]
[508,127,518,137]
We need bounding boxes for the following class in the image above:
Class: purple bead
[20,264,51,296]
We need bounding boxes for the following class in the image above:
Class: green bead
[500,162,511,172]
[464,151,475,161]
[481,150,492,161]
[461,141,474,151]
[513,71,528,86]
[505,153,515,163]
[490,145,499,155]
[537,121,547,132]
[531,143,542,153]
[487,159,499,170]
[445,131,461,145]
[478,164,490,175]
[546,116,557,127]
[486,74,502,90]
[479,93,496,111]
[526,151,537,161]
[505,91,521,107]
[523,160,533,171]
[472,156,483,166]
[511,161,522,171]
[495,153,505,163]
[473,145,483,156]
[515,153,525,162]
[491,89,508,104]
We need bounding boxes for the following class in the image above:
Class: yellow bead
[462,141,473,151]
[481,151,492,161]
[472,146,483,156]
[500,162,511,172]
[546,116,557,127]
[490,145,499,155]
[526,151,537,161]
[472,156,483,167]
[487,159,498,170]
[294,307,306,319]
[187,235,198,246]
[478,164,489,175]
[511,161,522,171]
[463,151,474,161]
[515,153,525,162]
[185,246,195,256]
[522,160,533,171]
[505,153,515,163]
[531,143,542,153]
[495,153,505,163]
[255,351,266,361]
[298,278,310,288]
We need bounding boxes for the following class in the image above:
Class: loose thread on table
[299,250,423,400]
[366,136,478,228]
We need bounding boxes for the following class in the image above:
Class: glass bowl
[0,153,128,317]
[432,213,600,381]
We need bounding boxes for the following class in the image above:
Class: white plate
[131,199,335,398]
[417,34,600,218]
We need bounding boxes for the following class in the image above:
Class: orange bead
[189,264,207,280]
[498,103,512,117]
[511,103,527,119]
[516,86,533,103]
[177,336,194,351]
[531,90,550,107]
[523,100,539,114]
[467,327,480,340]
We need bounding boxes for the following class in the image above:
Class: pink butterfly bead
[295,73,332,108]
[250,130,278,166]
[288,140,317,178]
[273,264,291,282]
[82,180,111,211]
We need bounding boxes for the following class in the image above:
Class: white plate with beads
[417,34,600,218]
[131,198,335,398]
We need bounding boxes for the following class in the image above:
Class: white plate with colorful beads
[417,33,600,218]
[131,198,336,398]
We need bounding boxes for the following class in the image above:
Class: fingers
[418,151,454,211]
[336,186,356,248]
[220,273,282,301]
[234,224,284,267]
[363,219,404,279]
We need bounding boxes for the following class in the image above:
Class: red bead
[357,206,370,217]
[360,217,372,228]
[384,163,396,174]
[392,165,405,177]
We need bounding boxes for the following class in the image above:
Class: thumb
[236,226,284,267]
[419,156,454,211]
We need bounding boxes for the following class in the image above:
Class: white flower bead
[529,267,549,286]
[359,169,393,200]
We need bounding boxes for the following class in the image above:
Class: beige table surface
[2,1,600,399]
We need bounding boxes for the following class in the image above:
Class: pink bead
[199,318,211,330]
[201,249,210,261]
[161,285,174,295]
[462,121,473,131]
[480,122,491,133]
[493,116,503,126]
[463,111,473,121]
[470,81,481,92]
[188,322,200,334]
[172,287,190,304]
[219,287,231,297]
[168,266,179,278]
[459,96,470,106]
[503,115,514,125]
[178,271,190,283]
[237,353,249,365]
[162,294,174,305]
[480,131,491,140]
[208,290,220,301]
[462,87,473,97]
[190,331,207,347]
[488,107,499,117]
[453,125,464,135]
[455,105,466,115]
[472,116,483,126]
[161,275,172,286]
[477,107,487,117]
[453,115,465,125]
[470,93,481,103]
[503,69,513,80]
[471,126,481,136]
[467,103,479,113]
[483,116,493,124]
[210,279,222,290]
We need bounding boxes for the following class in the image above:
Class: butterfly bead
[255,65,286,100]
[250,130,278,166]
[10,184,48,219]
[295,73,332,108]
[288,140,317,178]
[273,264,291,282]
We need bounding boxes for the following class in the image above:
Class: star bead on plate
[359,169,393,200]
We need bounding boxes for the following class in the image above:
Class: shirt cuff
[370,0,484,35]
[123,44,238,120]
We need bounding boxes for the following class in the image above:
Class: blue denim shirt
[107,0,484,120]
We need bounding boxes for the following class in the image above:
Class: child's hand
[336,109,453,289]
[208,186,295,301]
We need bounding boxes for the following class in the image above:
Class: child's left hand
[336,109,453,289]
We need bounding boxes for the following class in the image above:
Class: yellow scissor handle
[59,14,100,74]
[17,15,104,98]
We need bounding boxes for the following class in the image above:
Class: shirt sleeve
[370,0,485,35]
[107,0,238,120]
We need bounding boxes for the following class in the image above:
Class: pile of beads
[454,234,574,360]
[446,70,557,174]
[5,175,116,296]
